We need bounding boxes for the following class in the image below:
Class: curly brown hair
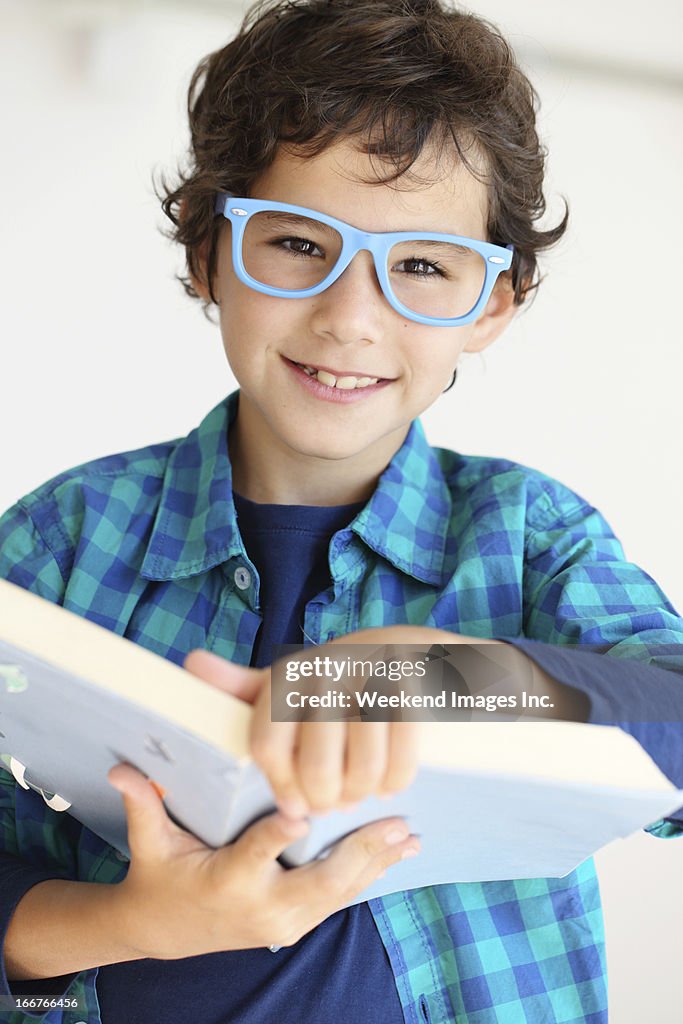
[156,0,568,318]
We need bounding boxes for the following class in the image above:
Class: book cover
[1,578,682,905]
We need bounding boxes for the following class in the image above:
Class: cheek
[218,287,304,363]
[407,326,467,379]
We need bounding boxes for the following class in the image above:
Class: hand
[108,763,420,959]
[184,628,423,818]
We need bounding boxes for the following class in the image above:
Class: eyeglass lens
[241,210,487,319]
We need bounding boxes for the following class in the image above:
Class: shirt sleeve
[0,500,68,603]
[507,640,683,834]
[517,479,683,838]
[0,502,84,1000]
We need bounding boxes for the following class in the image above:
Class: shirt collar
[141,389,451,585]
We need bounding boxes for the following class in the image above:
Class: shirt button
[234,566,251,590]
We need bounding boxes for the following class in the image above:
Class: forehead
[248,138,490,239]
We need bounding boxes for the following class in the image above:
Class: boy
[1,1,682,1022]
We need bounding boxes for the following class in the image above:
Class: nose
[308,249,387,345]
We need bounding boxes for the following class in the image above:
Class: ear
[463,273,518,354]
[189,240,213,303]
[179,198,213,303]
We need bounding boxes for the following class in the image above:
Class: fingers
[249,659,420,816]
[253,713,421,816]
[287,816,420,915]
[108,763,181,860]
[251,717,339,817]
[183,649,264,705]
[232,811,310,867]
[340,722,420,805]
[251,685,352,818]
[379,722,420,795]
[324,816,420,883]
[254,720,389,816]
[340,722,388,804]
[296,723,346,811]
[343,820,420,898]
[250,693,305,817]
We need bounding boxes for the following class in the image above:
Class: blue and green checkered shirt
[1,388,682,1024]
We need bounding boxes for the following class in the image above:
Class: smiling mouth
[286,357,389,390]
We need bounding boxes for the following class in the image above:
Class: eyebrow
[259,212,476,255]
[393,239,474,258]
[259,212,339,236]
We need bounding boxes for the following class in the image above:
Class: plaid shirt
[1,388,682,1024]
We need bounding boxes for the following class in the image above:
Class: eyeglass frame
[213,194,514,327]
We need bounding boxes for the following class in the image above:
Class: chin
[289,438,368,461]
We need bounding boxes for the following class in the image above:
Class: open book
[0,577,681,905]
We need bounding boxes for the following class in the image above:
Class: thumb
[108,763,177,859]
[184,648,264,705]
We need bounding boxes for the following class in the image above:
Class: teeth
[296,363,379,389]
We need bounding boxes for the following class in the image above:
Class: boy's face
[201,138,516,492]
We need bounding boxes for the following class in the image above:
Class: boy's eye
[274,236,324,258]
[392,257,444,278]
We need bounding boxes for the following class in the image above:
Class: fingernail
[149,780,167,800]
[384,827,408,846]
[401,847,419,860]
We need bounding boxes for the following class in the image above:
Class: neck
[228,398,409,507]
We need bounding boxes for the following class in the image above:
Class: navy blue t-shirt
[11,495,682,1018]
[94,492,405,1023]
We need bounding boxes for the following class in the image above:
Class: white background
[1,1,682,1020]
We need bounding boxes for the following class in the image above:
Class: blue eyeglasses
[214,195,513,327]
